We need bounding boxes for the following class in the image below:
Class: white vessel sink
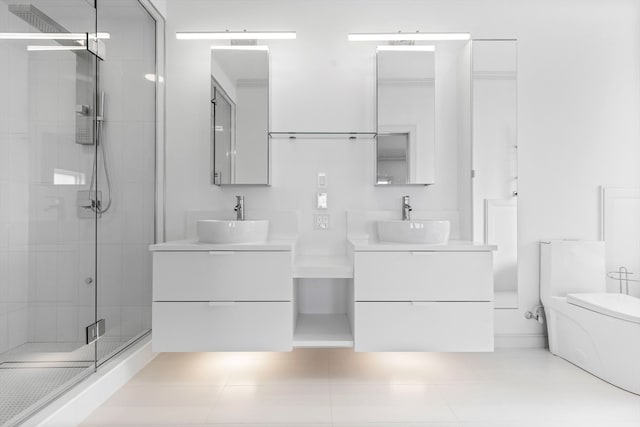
[377,219,450,244]
[197,219,269,244]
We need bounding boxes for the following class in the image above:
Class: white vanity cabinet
[352,244,495,352]
[151,241,293,352]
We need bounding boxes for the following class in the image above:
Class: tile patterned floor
[80,348,640,426]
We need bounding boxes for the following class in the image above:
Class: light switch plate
[317,172,327,188]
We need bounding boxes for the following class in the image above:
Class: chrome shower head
[8,4,68,33]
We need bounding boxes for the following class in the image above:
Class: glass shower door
[0,0,99,424]
[94,0,156,366]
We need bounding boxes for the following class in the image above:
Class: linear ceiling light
[210,45,269,51]
[349,32,470,41]
[177,31,296,40]
[376,45,435,52]
[0,32,87,40]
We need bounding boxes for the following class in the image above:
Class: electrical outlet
[313,214,330,230]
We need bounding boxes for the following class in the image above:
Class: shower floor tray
[0,363,93,427]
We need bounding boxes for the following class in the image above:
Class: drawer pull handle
[411,301,435,307]
[207,301,235,307]
[410,252,433,256]
[208,251,236,255]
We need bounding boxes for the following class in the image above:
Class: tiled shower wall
[26,47,95,344]
[0,5,29,353]
[0,1,155,351]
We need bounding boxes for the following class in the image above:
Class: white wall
[165,0,640,338]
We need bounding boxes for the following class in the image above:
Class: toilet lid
[567,293,640,324]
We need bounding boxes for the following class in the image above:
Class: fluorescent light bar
[377,45,435,52]
[177,31,296,40]
[210,45,269,51]
[27,45,86,51]
[0,32,86,40]
[349,33,470,41]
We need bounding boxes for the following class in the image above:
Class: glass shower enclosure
[0,1,158,425]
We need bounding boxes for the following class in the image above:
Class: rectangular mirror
[472,39,518,308]
[376,47,435,185]
[211,47,270,185]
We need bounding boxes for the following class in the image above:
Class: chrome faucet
[234,195,245,221]
[402,195,412,221]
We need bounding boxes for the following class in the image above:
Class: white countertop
[348,239,497,252]
[149,239,295,252]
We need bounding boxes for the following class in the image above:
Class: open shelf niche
[292,254,354,348]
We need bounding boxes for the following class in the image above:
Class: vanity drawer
[354,301,493,352]
[153,251,292,301]
[354,251,492,301]
[152,301,293,352]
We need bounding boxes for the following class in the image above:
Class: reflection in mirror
[211,47,269,185]
[376,47,435,185]
[376,133,409,184]
[472,40,518,308]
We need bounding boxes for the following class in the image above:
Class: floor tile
[81,405,210,425]
[78,348,640,426]
[100,384,223,407]
[225,357,330,386]
[127,352,230,386]
[334,424,462,427]
[441,380,640,424]
[205,384,332,424]
[330,384,458,423]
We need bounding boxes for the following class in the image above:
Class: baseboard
[495,333,547,349]
[23,334,156,427]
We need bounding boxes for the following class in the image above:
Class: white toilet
[540,240,640,395]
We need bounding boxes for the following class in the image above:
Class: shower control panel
[77,190,102,218]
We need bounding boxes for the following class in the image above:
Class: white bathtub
[546,292,640,395]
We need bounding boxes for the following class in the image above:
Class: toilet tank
[540,240,606,305]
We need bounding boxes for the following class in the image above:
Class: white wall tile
[0,251,8,303]
[35,251,58,302]
[77,242,95,307]
[97,244,122,307]
[9,303,28,347]
[121,182,145,244]
[8,251,28,302]
[57,249,78,304]
[98,305,122,340]
[120,306,143,340]
[0,311,8,353]
[56,305,78,343]
[121,245,144,305]
[30,303,57,341]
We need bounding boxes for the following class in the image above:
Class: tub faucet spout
[402,195,412,221]
[234,196,245,221]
